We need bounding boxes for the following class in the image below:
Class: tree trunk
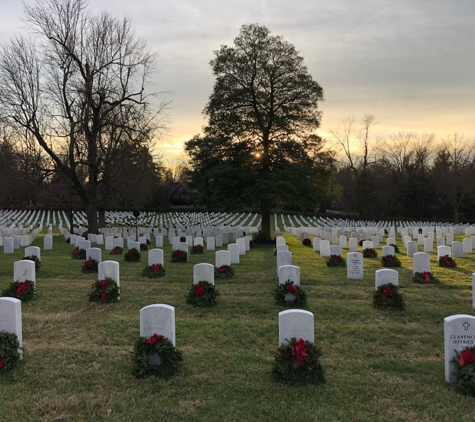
[87,200,99,234]
[453,202,459,223]
[260,200,271,240]
[99,207,106,229]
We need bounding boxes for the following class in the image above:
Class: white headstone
[346,252,363,280]
[140,304,176,364]
[215,235,223,247]
[4,237,14,254]
[424,238,433,253]
[236,238,246,255]
[155,234,163,248]
[407,241,418,258]
[382,245,395,257]
[98,260,120,289]
[228,243,240,264]
[277,251,292,275]
[319,240,330,257]
[24,246,40,260]
[348,238,358,252]
[444,314,475,382]
[438,245,452,259]
[86,247,102,263]
[279,309,314,346]
[193,263,214,285]
[463,238,472,254]
[148,249,164,266]
[14,260,36,287]
[78,240,91,251]
[44,236,53,250]
[113,237,124,249]
[215,250,231,268]
[206,237,215,251]
[452,241,463,258]
[375,269,398,290]
[312,237,320,252]
[413,252,430,274]
[105,236,114,250]
[329,245,342,256]
[0,297,22,350]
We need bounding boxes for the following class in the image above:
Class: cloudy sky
[0,0,474,161]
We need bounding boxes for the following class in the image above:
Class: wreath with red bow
[124,248,141,262]
[326,254,346,267]
[171,250,187,263]
[82,258,99,274]
[439,255,456,268]
[274,280,307,307]
[413,271,438,284]
[0,331,22,372]
[88,277,119,303]
[185,281,218,307]
[452,346,475,396]
[71,247,86,260]
[132,333,183,378]
[363,248,378,258]
[373,283,405,310]
[2,280,36,302]
[381,254,401,267]
[190,244,204,254]
[110,246,123,255]
[272,337,326,385]
[141,263,166,278]
[214,265,234,279]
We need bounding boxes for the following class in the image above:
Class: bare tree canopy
[0,0,169,232]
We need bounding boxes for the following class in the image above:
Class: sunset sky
[0,0,473,162]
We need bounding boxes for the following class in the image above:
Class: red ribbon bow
[195,284,205,297]
[16,282,28,297]
[421,271,430,282]
[0,356,4,368]
[387,256,393,263]
[219,267,227,273]
[458,349,475,366]
[146,333,164,345]
[286,284,298,296]
[98,279,108,301]
[292,338,308,366]
[151,264,160,273]
[382,288,393,298]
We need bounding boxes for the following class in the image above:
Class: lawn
[1,218,474,422]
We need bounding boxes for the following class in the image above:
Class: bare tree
[329,114,378,176]
[432,134,475,222]
[0,0,169,232]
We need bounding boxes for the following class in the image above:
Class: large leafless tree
[0,0,168,232]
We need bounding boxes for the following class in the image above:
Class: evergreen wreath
[302,238,311,246]
[82,258,99,274]
[389,243,400,253]
[110,246,123,255]
[72,247,86,259]
[413,271,438,284]
[0,331,22,372]
[124,248,141,262]
[381,254,401,267]
[22,255,41,271]
[88,277,119,303]
[214,265,234,279]
[272,337,326,385]
[274,280,307,307]
[326,254,345,267]
[190,244,204,254]
[363,248,378,258]
[373,283,405,310]
[132,333,183,378]
[146,239,151,245]
[451,346,475,396]
[66,237,70,243]
[439,255,456,268]
[141,263,166,278]
[140,243,148,251]
[2,280,36,302]
[171,250,187,262]
[185,281,218,307]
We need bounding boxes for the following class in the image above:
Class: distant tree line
[330,116,475,222]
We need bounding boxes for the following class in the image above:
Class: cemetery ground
[1,220,475,421]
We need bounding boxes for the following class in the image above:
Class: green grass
[1,222,475,421]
